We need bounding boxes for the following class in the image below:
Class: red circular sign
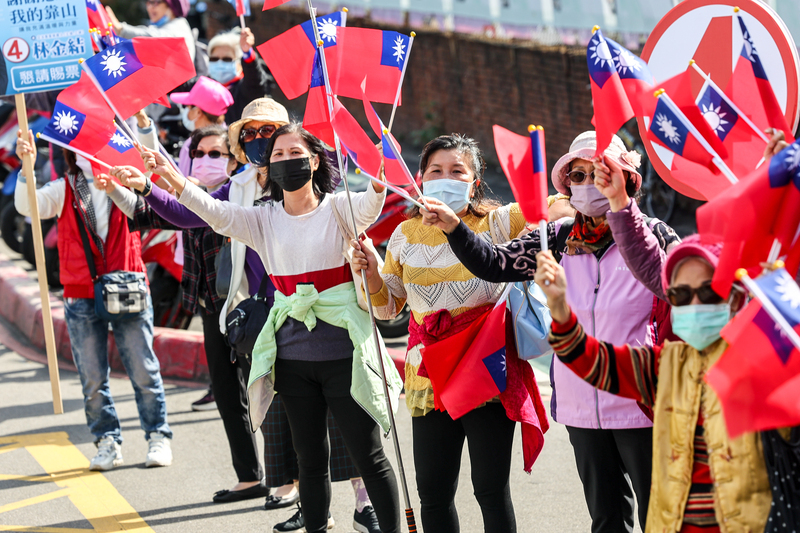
[2,37,30,64]
[638,0,799,200]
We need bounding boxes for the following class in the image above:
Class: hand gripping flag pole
[305,2,416,531]
[386,31,415,134]
[736,263,800,353]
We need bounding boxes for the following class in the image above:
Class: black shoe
[264,490,300,510]
[212,482,271,503]
[353,505,381,533]
[191,389,216,411]
[273,504,335,532]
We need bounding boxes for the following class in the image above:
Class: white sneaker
[89,436,123,471]
[145,433,172,467]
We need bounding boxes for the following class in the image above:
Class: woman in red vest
[14,130,173,471]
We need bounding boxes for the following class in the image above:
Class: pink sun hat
[170,76,234,117]
[551,131,643,195]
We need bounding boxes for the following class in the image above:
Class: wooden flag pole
[15,94,63,415]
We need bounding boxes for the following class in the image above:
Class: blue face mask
[244,138,270,167]
[208,61,239,84]
[423,178,472,214]
[152,14,170,27]
[670,303,731,351]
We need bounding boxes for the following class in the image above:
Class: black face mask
[269,157,313,192]
[244,138,270,167]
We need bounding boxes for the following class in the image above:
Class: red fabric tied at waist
[407,304,492,378]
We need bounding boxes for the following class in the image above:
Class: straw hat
[228,98,290,164]
[551,131,642,195]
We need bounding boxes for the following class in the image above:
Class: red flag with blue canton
[227,0,250,17]
[91,125,147,175]
[604,35,653,116]
[421,303,508,420]
[729,14,795,143]
[493,125,548,224]
[330,100,382,178]
[44,74,116,155]
[706,268,800,438]
[587,29,635,156]
[82,37,195,119]
[303,51,335,148]
[85,0,113,31]
[361,98,415,187]
[330,27,410,105]
[257,12,345,100]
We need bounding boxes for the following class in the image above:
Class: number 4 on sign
[3,37,30,63]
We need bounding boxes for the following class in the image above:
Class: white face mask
[180,106,196,132]
[75,154,94,179]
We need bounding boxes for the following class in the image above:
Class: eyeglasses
[239,125,276,143]
[145,0,165,6]
[566,170,596,184]
[191,149,231,159]
[666,280,724,307]
[209,57,235,63]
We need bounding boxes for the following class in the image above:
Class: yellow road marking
[0,432,154,532]
[0,444,22,456]
[0,488,70,514]
[0,527,91,532]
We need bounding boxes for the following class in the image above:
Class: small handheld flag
[261,0,290,10]
[228,0,250,17]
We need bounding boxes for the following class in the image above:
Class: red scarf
[565,212,613,255]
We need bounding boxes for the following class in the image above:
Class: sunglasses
[566,170,596,183]
[209,57,235,63]
[239,125,276,143]
[666,280,724,307]
[191,149,230,159]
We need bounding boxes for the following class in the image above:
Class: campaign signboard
[0,0,93,95]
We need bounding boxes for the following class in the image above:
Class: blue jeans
[64,296,172,444]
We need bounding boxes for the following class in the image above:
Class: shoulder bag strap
[487,209,511,244]
[73,203,98,281]
[552,218,574,263]
[255,274,271,299]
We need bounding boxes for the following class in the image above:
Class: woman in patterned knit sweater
[351,134,548,533]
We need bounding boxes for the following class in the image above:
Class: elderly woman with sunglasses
[423,130,680,533]
[534,233,772,533]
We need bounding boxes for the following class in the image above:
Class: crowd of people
[10,2,800,533]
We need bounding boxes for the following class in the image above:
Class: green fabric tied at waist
[246,282,402,435]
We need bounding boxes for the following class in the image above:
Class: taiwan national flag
[85,0,113,31]
[303,52,335,148]
[257,11,345,100]
[330,100,382,178]
[44,75,116,154]
[330,27,410,105]
[706,269,800,438]
[227,0,250,17]
[727,15,795,143]
[82,37,195,119]
[261,0,290,10]
[421,302,508,420]
[92,125,146,175]
[361,98,416,187]
[493,125,548,224]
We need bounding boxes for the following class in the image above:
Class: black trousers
[566,426,652,533]
[276,357,401,533]
[412,402,517,533]
[202,307,263,483]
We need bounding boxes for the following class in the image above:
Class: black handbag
[762,427,800,532]
[214,237,232,299]
[225,275,272,363]
[75,203,148,322]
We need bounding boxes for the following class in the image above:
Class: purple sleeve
[145,182,231,229]
[607,199,668,301]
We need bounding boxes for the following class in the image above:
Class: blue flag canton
[697,84,739,142]
[587,30,617,88]
[302,12,343,49]
[605,38,653,84]
[753,307,795,364]
[757,268,800,328]
[108,127,134,154]
[737,16,769,80]
[530,130,546,174]
[86,40,143,91]
[46,102,86,145]
[768,140,800,189]
[227,0,251,17]
[380,31,410,71]
[86,0,100,13]
[482,347,507,393]
[651,99,689,156]
[310,51,325,89]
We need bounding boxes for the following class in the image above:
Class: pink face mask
[191,155,230,188]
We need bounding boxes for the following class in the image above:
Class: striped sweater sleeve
[549,310,661,409]
[370,224,407,320]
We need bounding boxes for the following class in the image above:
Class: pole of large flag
[355,168,425,209]
[15,95,63,415]
[655,90,739,185]
[737,265,800,353]
[36,133,113,170]
[689,60,770,144]
[305,2,416,531]
[387,32,415,134]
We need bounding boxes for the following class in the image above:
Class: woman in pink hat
[422,130,680,533]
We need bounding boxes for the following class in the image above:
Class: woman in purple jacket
[422,131,680,533]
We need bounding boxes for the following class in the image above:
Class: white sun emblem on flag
[700,103,729,135]
[774,272,800,310]
[589,34,613,69]
[783,144,800,175]
[612,49,642,76]
[655,114,681,144]
[742,30,759,63]
[111,132,131,148]
[101,49,127,78]
[317,18,338,44]
[392,36,406,64]
[53,110,80,137]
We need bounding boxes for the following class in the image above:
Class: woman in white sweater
[113,123,402,533]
